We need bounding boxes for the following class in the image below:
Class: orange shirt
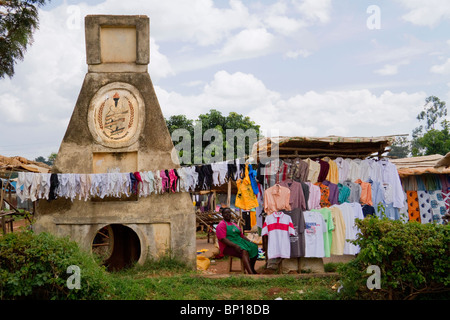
[264,184,291,215]
[354,179,373,206]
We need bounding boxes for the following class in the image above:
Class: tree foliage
[0,0,49,78]
[165,109,261,164]
[412,96,449,156]
[34,152,56,166]
[387,136,410,158]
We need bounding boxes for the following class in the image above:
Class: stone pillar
[34,15,196,269]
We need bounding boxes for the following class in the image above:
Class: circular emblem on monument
[88,82,144,148]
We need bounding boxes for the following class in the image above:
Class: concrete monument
[34,15,196,270]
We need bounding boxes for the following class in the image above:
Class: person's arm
[219,237,243,253]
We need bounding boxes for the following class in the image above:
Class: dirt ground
[5,219,353,276]
[195,234,354,276]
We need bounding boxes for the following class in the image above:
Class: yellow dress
[235,165,259,210]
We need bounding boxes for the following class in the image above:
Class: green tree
[387,136,410,158]
[165,109,261,164]
[34,152,56,166]
[0,0,49,79]
[411,96,450,156]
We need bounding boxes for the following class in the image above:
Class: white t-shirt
[303,210,326,258]
[339,202,364,255]
[261,211,295,259]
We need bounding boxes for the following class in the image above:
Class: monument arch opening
[92,224,141,272]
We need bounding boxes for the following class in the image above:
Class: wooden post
[227,180,231,208]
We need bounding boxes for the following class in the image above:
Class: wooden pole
[227,180,231,208]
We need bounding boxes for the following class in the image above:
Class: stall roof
[251,135,400,161]
[0,155,51,174]
[434,152,450,169]
[390,154,450,177]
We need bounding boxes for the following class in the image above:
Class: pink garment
[160,170,168,193]
[169,169,177,193]
[215,220,243,255]
[134,172,143,196]
[306,182,321,210]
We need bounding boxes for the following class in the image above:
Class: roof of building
[0,155,51,174]
[250,135,399,161]
[390,154,450,177]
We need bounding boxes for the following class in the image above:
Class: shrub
[338,217,450,300]
[0,230,112,300]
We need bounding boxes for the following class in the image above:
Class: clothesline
[12,159,253,202]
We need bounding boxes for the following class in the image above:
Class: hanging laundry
[263,184,291,214]
[314,182,331,207]
[417,191,433,224]
[427,190,446,224]
[305,158,320,183]
[303,210,327,258]
[283,208,306,258]
[284,157,309,182]
[337,183,351,204]
[335,157,350,183]
[235,165,259,211]
[261,211,296,260]
[305,182,321,210]
[329,205,346,256]
[339,202,364,255]
[322,157,339,184]
[278,179,307,211]
[312,208,334,258]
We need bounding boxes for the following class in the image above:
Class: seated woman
[215,207,258,274]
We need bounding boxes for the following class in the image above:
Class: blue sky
[1,0,450,160]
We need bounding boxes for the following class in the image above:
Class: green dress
[226,223,258,259]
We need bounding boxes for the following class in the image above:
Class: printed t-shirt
[261,211,296,259]
[303,210,327,258]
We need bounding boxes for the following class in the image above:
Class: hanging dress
[235,165,259,210]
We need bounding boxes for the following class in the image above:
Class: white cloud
[219,28,276,59]
[374,61,410,76]
[158,70,426,139]
[284,49,312,59]
[149,38,175,80]
[374,64,399,76]
[430,58,450,74]
[293,0,332,24]
[396,0,450,27]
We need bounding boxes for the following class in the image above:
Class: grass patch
[106,264,340,300]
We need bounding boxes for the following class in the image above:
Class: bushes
[0,230,112,300]
[338,217,450,300]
